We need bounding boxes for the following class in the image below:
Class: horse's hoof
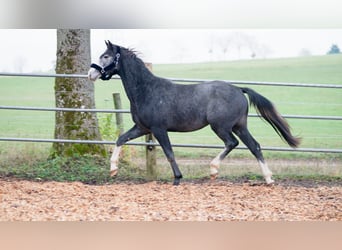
[173,178,181,186]
[265,177,275,185]
[210,173,218,180]
[263,173,274,185]
[266,179,275,185]
[110,169,118,177]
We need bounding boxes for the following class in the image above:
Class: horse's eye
[103,55,109,59]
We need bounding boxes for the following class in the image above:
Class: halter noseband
[90,47,121,80]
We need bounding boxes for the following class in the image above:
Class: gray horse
[88,41,300,185]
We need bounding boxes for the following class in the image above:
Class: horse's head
[88,40,121,81]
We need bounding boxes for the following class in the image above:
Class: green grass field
[0,54,341,159]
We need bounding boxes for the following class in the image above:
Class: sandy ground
[1,178,341,221]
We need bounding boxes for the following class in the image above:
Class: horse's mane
[124,47,141,59]
[122,47,148,70]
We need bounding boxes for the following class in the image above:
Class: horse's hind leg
[210,125,239,179]
[234,126,274,184]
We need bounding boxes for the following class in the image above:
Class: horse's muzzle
[88,67,101,81]
[89,62,116,81]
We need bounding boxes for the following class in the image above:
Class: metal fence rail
[0,105,130,113]
[169,77,342,89]
[1,72,341,154]
[0,105,341,121]
[1,137,341,153]
[1,72,342,89]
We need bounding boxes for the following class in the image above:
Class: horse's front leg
[110,146,121,176]
[110,125,148,176]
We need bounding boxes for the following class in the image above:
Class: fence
[1,72,342,156]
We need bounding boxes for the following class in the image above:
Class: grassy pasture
[0,54,341,161]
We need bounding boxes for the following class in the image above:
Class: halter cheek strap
[90,47,121,80]
[90,63,106,74]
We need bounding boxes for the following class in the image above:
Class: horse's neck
[119,58,155,106]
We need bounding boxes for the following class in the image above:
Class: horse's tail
[241,87,301,148]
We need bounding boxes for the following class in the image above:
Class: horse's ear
[105,40,113,50]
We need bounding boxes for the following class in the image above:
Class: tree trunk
[52,29,106,157]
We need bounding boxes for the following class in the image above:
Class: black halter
[90,47,121,80]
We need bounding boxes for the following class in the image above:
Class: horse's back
[164,80,248,131]
[198,81,248,123]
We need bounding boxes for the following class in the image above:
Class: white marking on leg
[258,160,274,184]
[210,149,225,179]
[110,146,122,176]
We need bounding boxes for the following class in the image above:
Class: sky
[0,29,341,73]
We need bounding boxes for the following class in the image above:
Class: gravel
[1,179,341,221]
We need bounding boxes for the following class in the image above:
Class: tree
[52,29,106,157]
[327,44,341,54]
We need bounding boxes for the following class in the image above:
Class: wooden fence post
[112,93,124,135]
[146,133,157,179]
[144,63,157,180]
